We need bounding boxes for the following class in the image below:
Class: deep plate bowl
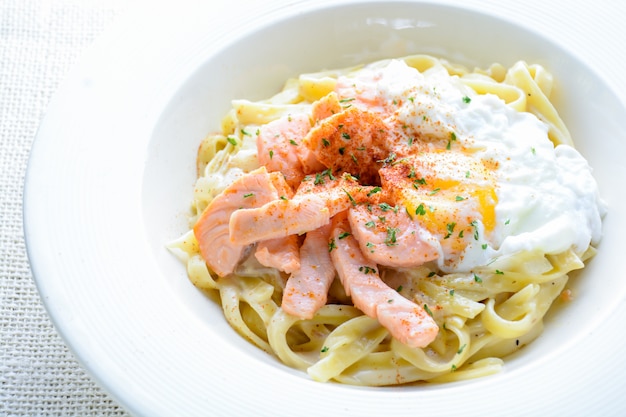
[25,0,626,416]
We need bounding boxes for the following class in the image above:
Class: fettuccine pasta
[169,54,604,385]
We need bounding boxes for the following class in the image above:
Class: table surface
[1,1,131,415]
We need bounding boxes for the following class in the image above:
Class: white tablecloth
[1,1,131,415]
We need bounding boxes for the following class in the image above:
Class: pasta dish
[168,54,605,385]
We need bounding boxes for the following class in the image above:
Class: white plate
[24,0,626,415]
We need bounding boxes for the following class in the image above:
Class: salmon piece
[311,92,343,123]
[347,204,439,268]
[281,223,335,319]
[268,170,295,200]
[229,172,378,245]
[229,193,330,245]
[302,106,392,185]
[193,167,281,277]
[256,113,312,188]
[291,92,345,175]
[329,213,438,348]
[295,142,326,175]
[255,235,301,274]
[253,173,301,273]
[296,171,379,215]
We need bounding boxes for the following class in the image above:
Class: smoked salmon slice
[281,223,335,319]
[329,213,438,348]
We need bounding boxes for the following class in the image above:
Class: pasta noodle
[168,54,602,386]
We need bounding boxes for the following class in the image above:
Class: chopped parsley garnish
[446,131,458,150]
[321,346,329,353]
[359,266,377,274]
[289,139,298,146]
[243,193,254,198]
[338,232,351,240]
[322,168,335,180]
[328,239,337,252]
[344,188,357,206]
[227,136,237,146]
[423,304,434,317]
[384,227,399,246]
[338,147,345,155]
[322,138,330,147]
[473,274,483,283]
[462,96,472,104]
[269,149,274,159]
[455,196,465,201]
[378,152,397,165]
[470,220,480,240]
[415,204,426,216]
[367,187,382,197]
[342,132,351,140]
[495,270,504,275]
[457,344,467,355]
[343,172,358,182]
[364,221,376,228]
[444,222,456,239]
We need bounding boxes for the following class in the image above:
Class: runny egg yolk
[380,150,497,253]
